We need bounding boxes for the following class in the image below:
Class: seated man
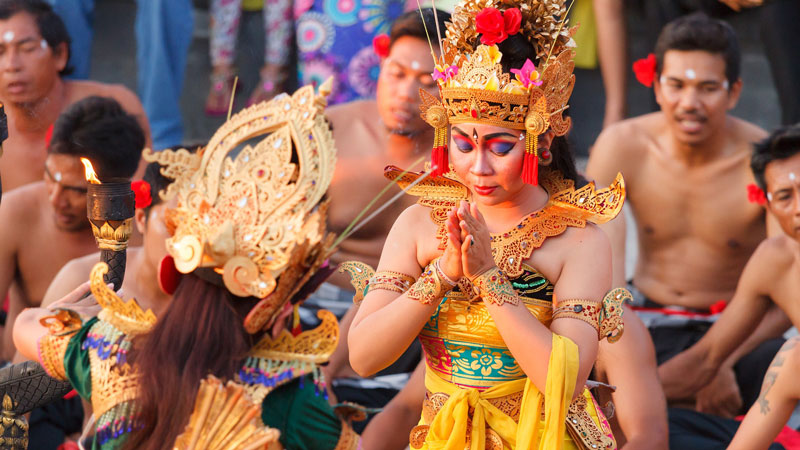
[0,0,150,192]
[660,124,800,447]
[304,9,449,428]
[0,95,144,362]
[586,12,786,421]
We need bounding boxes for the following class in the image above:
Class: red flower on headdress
[476,7,521,46]
[632,53,657,87]
[132,180,152,209]
[372,34,390,58]
[747,183,767,205]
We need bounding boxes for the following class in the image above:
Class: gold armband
[407,261,454,305]
[471,267,519,306]
[37,309,83,380]
[368,271,416,295]
[553,299,601,335]
[554,288,630,342]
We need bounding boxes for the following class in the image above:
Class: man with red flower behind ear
[587,12,788,428]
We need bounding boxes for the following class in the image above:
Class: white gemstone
[287,225,293,230]
[355,267,363,273]
[203,214,210,224]
[276,192,283,198]
[303,112,309,119]
[190,183,195,189]
[238,197,247,207]
[248,251,255,257]
[244,234,252,241]
[224,170,230,177]
[273,138,283,148]
[259,281,268,289]
[578,197,586,203]
[508,257,515,264]
[284,103,290,111]
[300,97,307,105]
[278,172,285,177]
[243,155,250,162]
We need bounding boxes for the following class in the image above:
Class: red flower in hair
[747,183,767,205]
[132,180,152,209]
[372,34,390,58]
[632,53,657,87]
[476,7,521,46]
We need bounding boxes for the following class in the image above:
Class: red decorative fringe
[521,151,538,185]
[431,145,449,177]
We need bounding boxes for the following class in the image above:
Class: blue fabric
[48,0,193,150]
[47,0,95,79]
[135,0,194,150]
[295,0,411,104]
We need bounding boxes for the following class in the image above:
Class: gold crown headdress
[421,0,576,185]
[143,80,337,334]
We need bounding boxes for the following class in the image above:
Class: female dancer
[347,1,627,448]
[13,81,359,449]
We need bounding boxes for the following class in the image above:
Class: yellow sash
[421,334,579,450]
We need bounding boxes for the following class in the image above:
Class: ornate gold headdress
[421,0,576,185]
[144,80,337,333]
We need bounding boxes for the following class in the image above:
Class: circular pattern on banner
[300,56,342,101]
[324,0,362,27]
[296,12,335,54]
[358,0,407,34]
[348,46,381,98]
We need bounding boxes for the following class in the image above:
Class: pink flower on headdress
[476,7,521,46]
[633,53,657,88]
[432,65,459,82]
[510,59,542,88]
[747,183,767,205]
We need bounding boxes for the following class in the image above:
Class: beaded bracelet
[470,267,519,306]
[367,271,417,295]
[407,261,455,305]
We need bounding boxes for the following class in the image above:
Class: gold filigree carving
[89,218,133,251]
[90,262,156,336]
[338,261,375,305]
[249,310,339,364]
[566,394,616,450]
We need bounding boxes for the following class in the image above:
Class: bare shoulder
[753,236,796,270]
[560,223,611,250]
[66,80,144,113]
[0,182,45,223]
[729,116,768,144]
[327,100,377,129]
[587,113,661,182]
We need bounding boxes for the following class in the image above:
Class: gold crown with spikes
[420,0,576,184]
[143,79,337,334]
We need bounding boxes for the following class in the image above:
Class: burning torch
[80,158,135,291]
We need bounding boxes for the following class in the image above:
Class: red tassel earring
[431,125,449,177]
[522,129,539,185]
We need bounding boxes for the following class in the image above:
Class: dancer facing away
[347,1,628,448]
[13,81,363,449]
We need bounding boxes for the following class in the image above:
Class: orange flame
[80,157,100,184]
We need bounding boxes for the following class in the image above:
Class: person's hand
[440,205,465,281]
[47,281,103,319]
[457,201,494,279]
[695,365,743,418]
[719,0,763,12]
[658,349,714,402]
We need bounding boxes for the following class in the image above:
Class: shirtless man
[659,124,800,448]
[586,11,783,431]
[42,161,173,314]
[0,0,150,192]
[0,96,143,361]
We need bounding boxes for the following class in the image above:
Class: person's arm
[657,241,778,402]
[593,0,628,128]
[349,205,457,376]
[360,361,425,450]
[728,337,800,450]
[598,308,668,450]
[458,202,608,394]
[41,255,95,308]
[586,126,631,287]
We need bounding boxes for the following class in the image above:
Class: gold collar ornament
[143,79,338,333]
[420,0,576,185]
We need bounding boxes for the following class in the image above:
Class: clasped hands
[440,200,496,282]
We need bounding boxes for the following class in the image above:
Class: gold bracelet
[38,333,72,381]
[471,267,519,306]
[368,271,417,295]
[407,262,455,305]
[553,299,601,336]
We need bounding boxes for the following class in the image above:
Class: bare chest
[0,135,47,191]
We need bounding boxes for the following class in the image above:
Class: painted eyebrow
[452,127,470,138]
[483,132,517,141]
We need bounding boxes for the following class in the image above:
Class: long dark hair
[497,34,581,186]
[123,274,258,449]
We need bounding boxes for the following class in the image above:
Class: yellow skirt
[411,335,616,450]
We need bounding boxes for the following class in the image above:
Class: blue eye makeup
[453,135,474,152]
[485,138,516,155]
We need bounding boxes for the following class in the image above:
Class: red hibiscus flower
[132,180,152,209]
[372,34,390,58]
[476,7,521,46]
[747,183,767,205]
[632,53,657,87]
